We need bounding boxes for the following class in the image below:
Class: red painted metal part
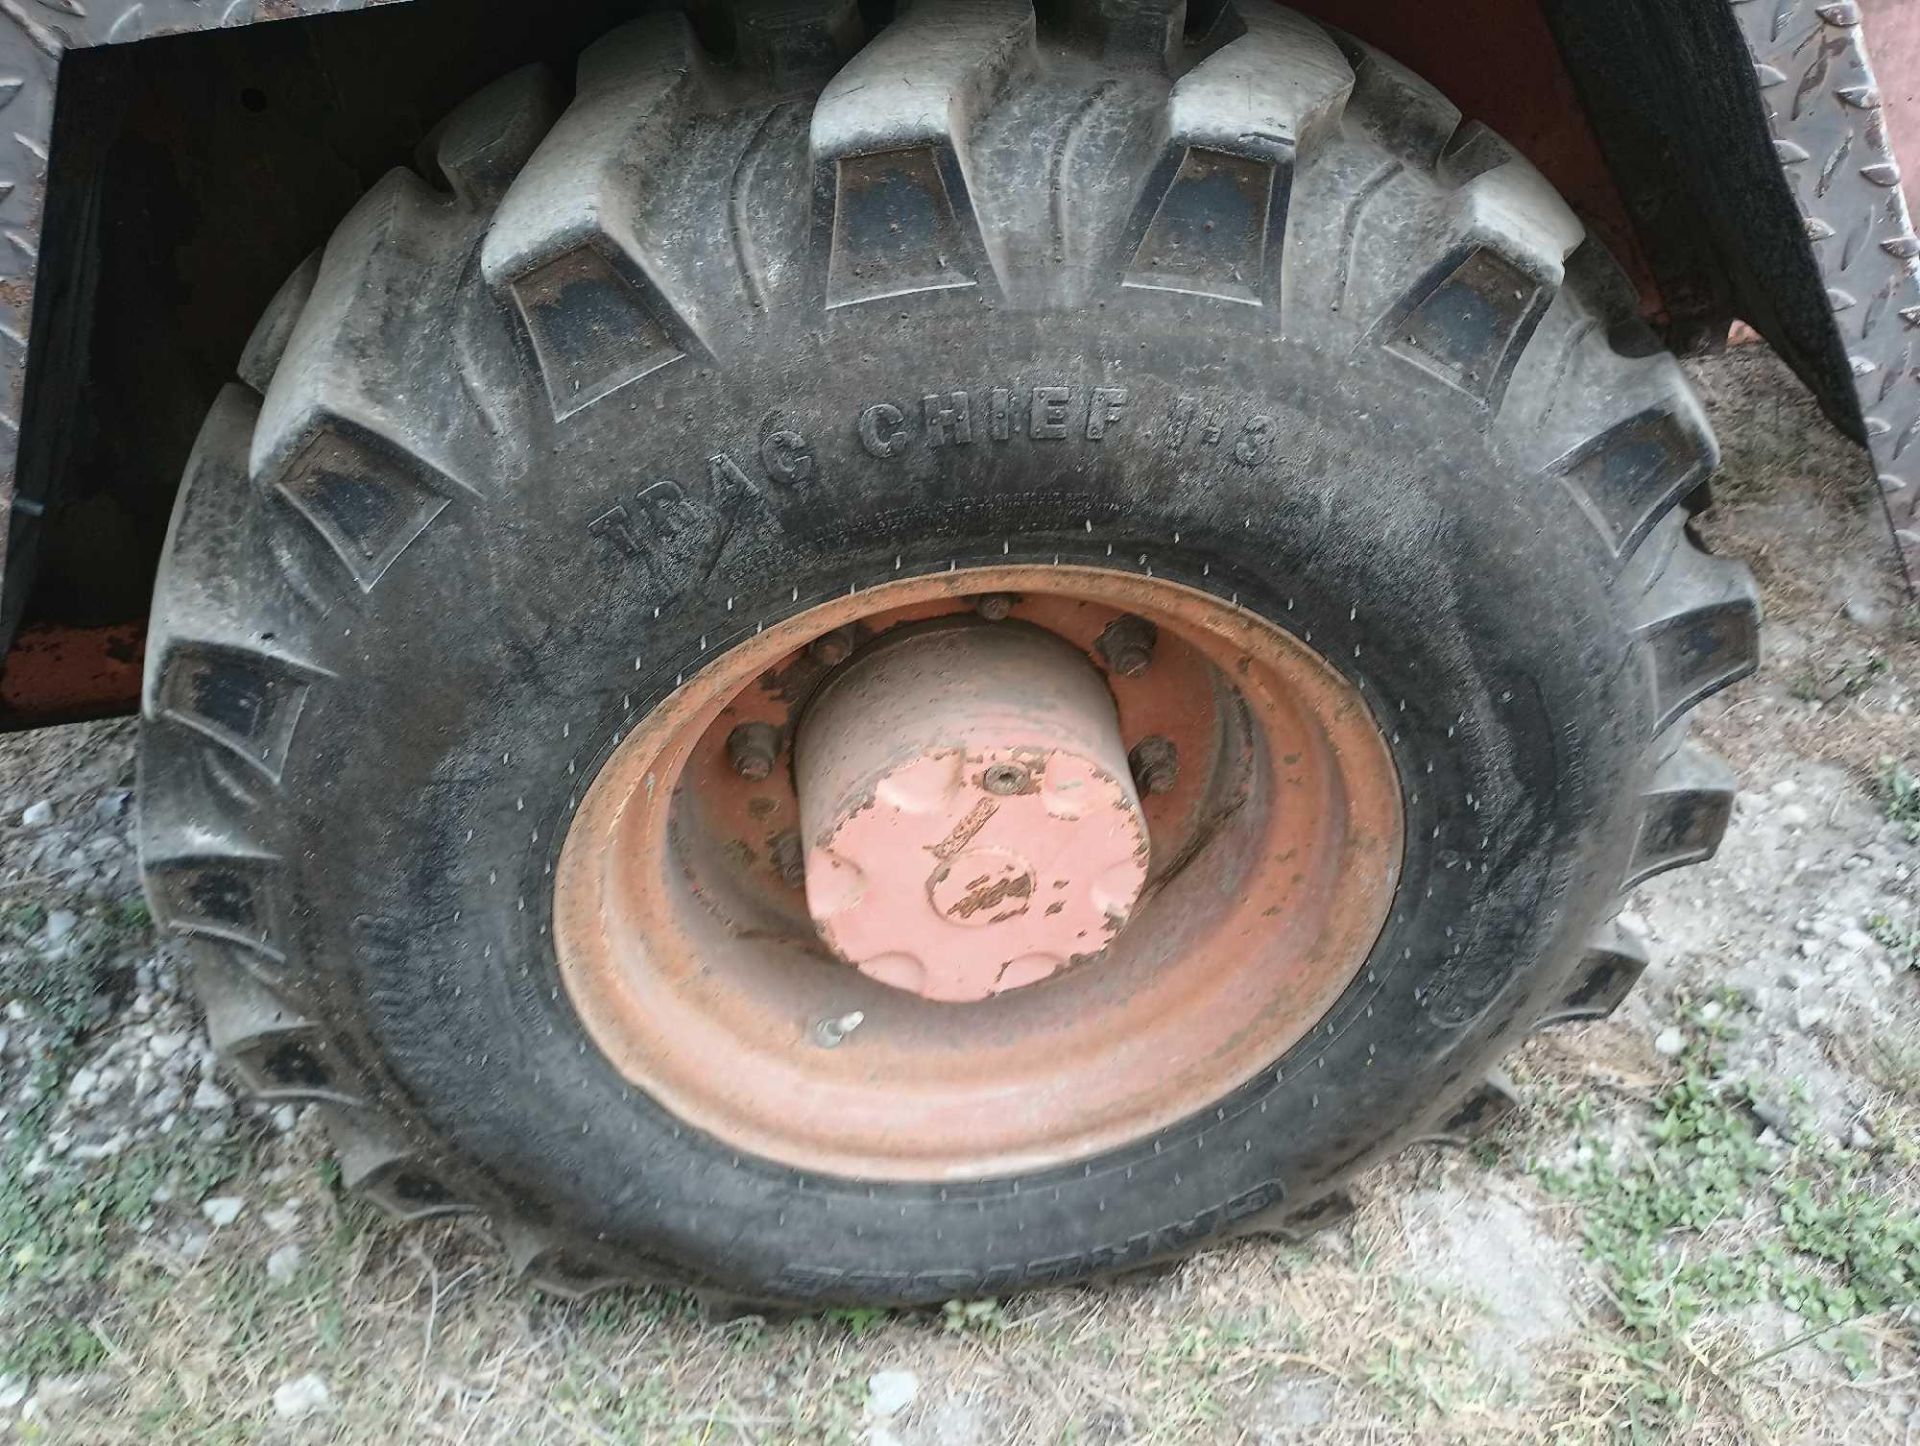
[1305,0,1666,320]
[794,620,1150,1003]
[0,621,145,730]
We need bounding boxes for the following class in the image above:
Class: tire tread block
[1631,518,1761,731]
[195,948,359,1104]
[1538,924,1650,1027]
[237,253,321,397]
[809,0,1036,308]
[144,840,281,958]
[1421,1070,1521,1144]
[1627,742,1736,888]
[1368,156,1581,410]
[421,64,564,207]
[1547,398,1719,559]
[1122,6,1351,305]
[253,170,486,592]
[483,16,717,416]
[329,1112,472,1222]
[150,640,317,784]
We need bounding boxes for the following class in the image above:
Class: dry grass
[30,1111,1907,1445]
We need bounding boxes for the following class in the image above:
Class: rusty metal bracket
[0,619,143,729]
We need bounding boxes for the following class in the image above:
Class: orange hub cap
[795,622,1149,1002]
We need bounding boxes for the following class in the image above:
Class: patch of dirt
[1396,1182,1588,1391]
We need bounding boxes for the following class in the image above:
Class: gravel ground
[0,345,1914,1443]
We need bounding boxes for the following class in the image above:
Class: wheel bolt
[725,721,781,780]
[1129,736,1179,796]
[975,593,1014,621]
[770,829,805,888]
[810,627,855,667]
[982,762,1031,796]
[1096,615,1157,677]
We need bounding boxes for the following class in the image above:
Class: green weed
[1867,912,1919,971]
[1537,1013,1920,1369]
[941,1297,1006,1335]
[1878,758,1920,842]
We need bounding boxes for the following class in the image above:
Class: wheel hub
[794,621,1149,1002]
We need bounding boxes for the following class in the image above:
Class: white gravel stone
[272,1374,332,1421]
[42,910,76,944]
[146,1032,186,1061]
[0,1375,27,1412]
[1843,596,1888,627]
[200,1196,245,1228]
[1837,928,1875,953]
[19,800,52,827]
[1778,805,1810,828]
[191,1079,231,1112]
[866,1369,919,1418]
[266,1244,304,1284]
[71,1135,126,1163]
[1653,1027,1685,1058]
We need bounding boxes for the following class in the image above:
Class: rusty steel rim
[553,567,1403,1181]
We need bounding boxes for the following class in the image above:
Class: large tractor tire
[138,0,1758,1305]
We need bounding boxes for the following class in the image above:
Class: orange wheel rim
[553,567,1403,1180]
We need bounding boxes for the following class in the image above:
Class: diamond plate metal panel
[1737,0,1920,581]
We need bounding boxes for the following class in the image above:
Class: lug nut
[725,721,781,780]
[975,593,1014,621]
[1129,736,1179,796]
[982,762,1032,796]
[810,627,855,667]
[770,829,806,888]
[1096,615,1158,677]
